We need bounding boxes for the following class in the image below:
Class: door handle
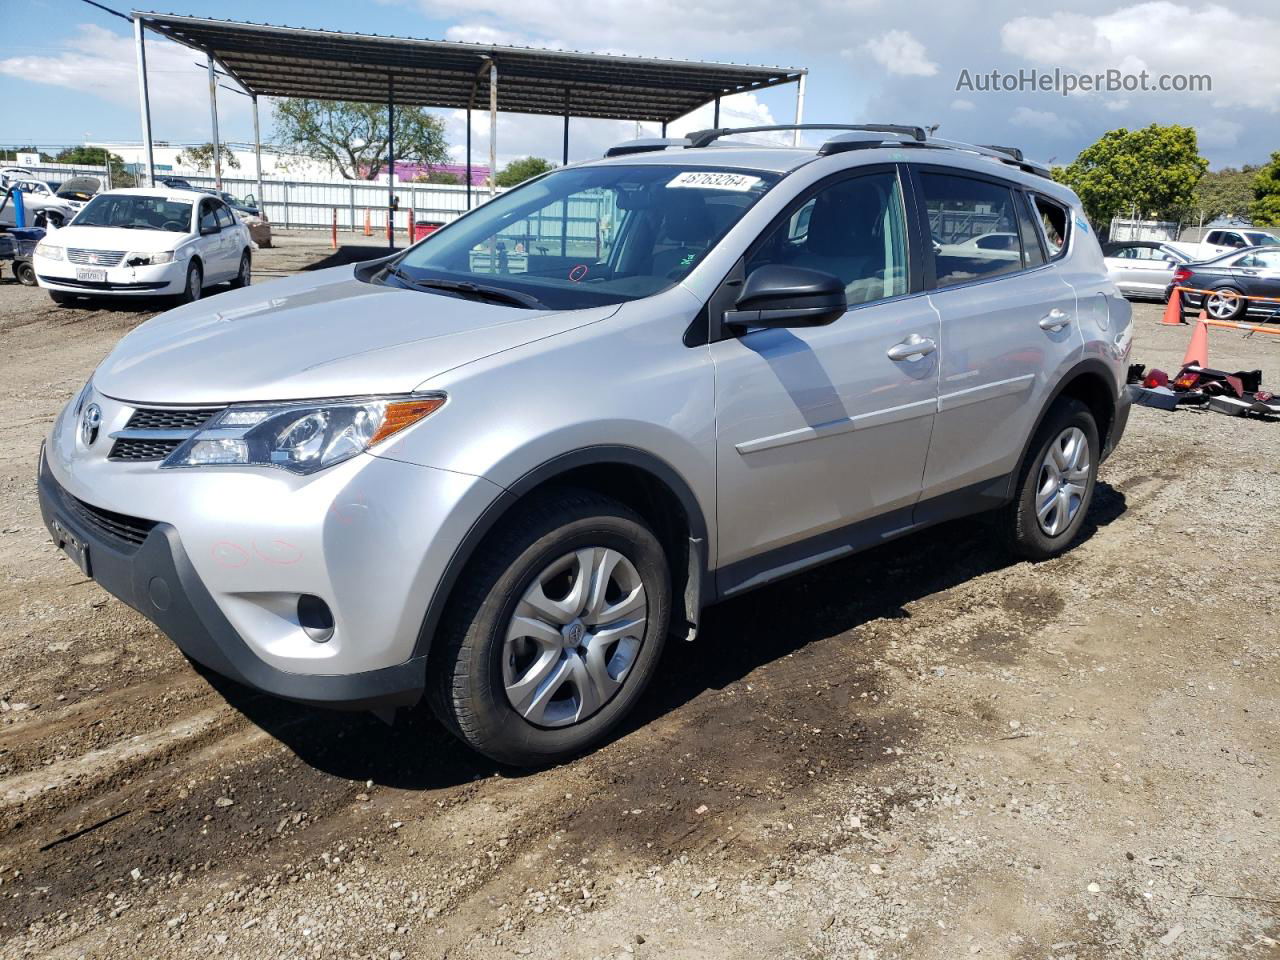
[1039,309,1070,331]
[886,334,937,362]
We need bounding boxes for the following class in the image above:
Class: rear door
[912,168,1082,502]
[1235,249,1280,306]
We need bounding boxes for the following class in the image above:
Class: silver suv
[39,125,1133,765]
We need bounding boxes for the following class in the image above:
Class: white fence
[1108,217,1180,243]
[8,162,503,233]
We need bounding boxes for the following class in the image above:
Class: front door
[710,167,940,595]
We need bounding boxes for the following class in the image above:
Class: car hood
[50,224,187,250]
[93,265,619,405]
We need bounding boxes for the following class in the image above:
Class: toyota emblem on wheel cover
[80,403,102,446]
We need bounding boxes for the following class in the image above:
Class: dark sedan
[1169,246,1280,321]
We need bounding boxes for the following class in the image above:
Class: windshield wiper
[384,266,543,309]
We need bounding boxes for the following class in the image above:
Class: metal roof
[133,12,806,123]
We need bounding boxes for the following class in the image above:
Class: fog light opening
[297,594,335,643]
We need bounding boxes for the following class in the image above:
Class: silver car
[39,125,1133,765]
[1102,240,1189,299]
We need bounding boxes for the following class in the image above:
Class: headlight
[162,394,446,475]
[124,250,176,266]
[36,242,64,261]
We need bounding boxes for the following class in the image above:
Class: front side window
[215,205,235,229]
[387,164,779,310]
[922,173,1025,287]
[73,194,193,232]
[746,170,909,305]
[199,202,219,233]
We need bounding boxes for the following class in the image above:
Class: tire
[48,290,75,305]
[1004,396,1099,561]
[230,250,251,288]
[428,488,671,766]
[1203,286,1246,321]
[175,261,203,305]
[14,261,36,286]
[45,211,64,229]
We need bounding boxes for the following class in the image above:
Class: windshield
[73,194,193,232]
[383,164,780,309]
[1244,232,1279,246]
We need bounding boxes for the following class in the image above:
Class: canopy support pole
[713,96,720,127]
[132,17,155,187]
[207,54,222,191]
[387,76,396,250]
[562,88,570,166]
[488,62,498,201]
[792,74,806,146]
[465,108,472,210]
[661,121,667,137]
[252,94,264,218]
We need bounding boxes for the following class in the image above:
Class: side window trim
[1015,188,1048,268]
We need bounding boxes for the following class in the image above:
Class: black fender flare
[1005,357,1121,500]
[411,445,710,659]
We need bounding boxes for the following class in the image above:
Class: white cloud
[0,23,254,142]
[858,29,938,77]
[1009,106,1076,137]
[443,23,564,47]
[950,98,976,112]
[1001,3,1280,111]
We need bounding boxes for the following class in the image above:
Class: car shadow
[209,482,1127,790]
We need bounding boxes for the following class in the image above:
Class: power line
[77,0,131,23]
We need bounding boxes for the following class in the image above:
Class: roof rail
[685,123,927,149]
[930,137,1052,178]
[603,137,691,158]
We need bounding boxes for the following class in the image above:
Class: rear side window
[920,173,1024,288]
[1016,193,1046,268]
[1033,196,1070,259]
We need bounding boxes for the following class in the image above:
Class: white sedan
[34,187,252,305]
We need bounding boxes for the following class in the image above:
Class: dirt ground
[1,234,1277,960]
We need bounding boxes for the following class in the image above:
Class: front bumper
[35,255,184,295]
[37,449,428,710]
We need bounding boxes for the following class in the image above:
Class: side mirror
[724,264,847,330]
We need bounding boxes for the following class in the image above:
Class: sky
[0,0,1276,171]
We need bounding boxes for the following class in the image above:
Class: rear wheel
[1204,287,1246,321]
[230,250,251,288]
[429,488,671,766]
[1004,397,1099,561]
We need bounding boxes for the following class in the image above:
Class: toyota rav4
[39,125,1132,765]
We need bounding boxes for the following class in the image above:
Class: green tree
[54,146,136,187]
[413,170,461,185]
[1057,124,1207,229]
[175,142,241,174]
[273,99,449,180]
[1189,164,1261,222]
[1252,152,1280,227]
[495,156,556,187]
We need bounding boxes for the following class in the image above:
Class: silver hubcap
[503,548,647,728]
[1206,292,1238,318]
[239,257,250,284]
[188,267,202,300]
[1035,426,1090,537]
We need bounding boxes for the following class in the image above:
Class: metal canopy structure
[129,11,807,247]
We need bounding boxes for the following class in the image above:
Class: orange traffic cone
[1182,319,1209,368]
[1161,287,1184,325]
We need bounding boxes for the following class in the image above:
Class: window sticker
[667,171,762,192]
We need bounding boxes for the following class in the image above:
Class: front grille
[108,438,185,462]
[65,493,157,549]
[125,407,222,431]
[66,248,126,267]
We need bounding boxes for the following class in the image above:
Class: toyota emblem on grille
[80,403,102,446]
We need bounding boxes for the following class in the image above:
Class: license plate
[51,518,92,577]
[75,268,107,283]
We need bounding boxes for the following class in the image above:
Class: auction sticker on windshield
[667,171,762,191]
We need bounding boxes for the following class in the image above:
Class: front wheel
[175,261,203,305]
[1004,397,1099,561]
[428,489,671,766]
